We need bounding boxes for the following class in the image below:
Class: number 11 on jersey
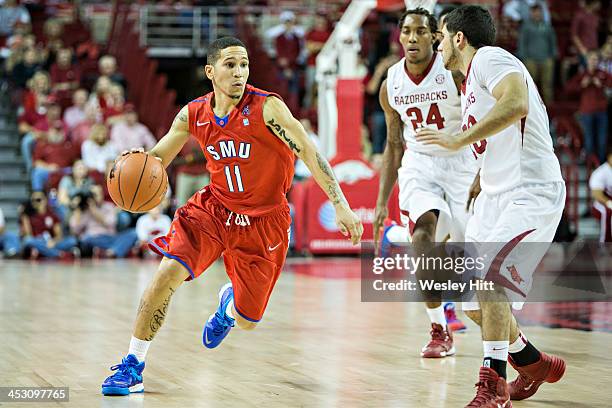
[224,165,244,192]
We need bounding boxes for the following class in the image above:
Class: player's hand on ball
[373,203,388,255]
[415,128,462,151]
[335,205,363,245]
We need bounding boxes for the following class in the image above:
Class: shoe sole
[101,383,144,395]
[421,346,456,358]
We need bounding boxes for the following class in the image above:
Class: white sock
[483,340,509,361]
[386,225,410,243]
[509,331,528,353]
[426,305,447,326]
[128,336,151,362]
[225,299,235,320]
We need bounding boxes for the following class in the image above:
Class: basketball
[106,152,168,213]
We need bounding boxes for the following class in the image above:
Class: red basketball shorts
[149,187,291,322]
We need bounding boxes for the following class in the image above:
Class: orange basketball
[106,152,168,213]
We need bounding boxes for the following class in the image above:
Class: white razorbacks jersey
[387,53,463,156]
[462,46,563,194]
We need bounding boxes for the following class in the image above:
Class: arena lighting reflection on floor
[285,257,612,333]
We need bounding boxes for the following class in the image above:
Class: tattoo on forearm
[147,287,175,337]
[316,152,347,206]
[326,185,345,206]
[267,118,301,153]
[316,152,334,180]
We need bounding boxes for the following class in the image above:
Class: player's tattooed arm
[266,117,301,154]
[148,105,191,168]
[263,96,347,205]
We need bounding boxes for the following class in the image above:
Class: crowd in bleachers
[0,1,176,259]
[1,0,611,259]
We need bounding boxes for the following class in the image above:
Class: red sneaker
[508,352,566,400]
[465,367,512,408]
[421,323,455,358]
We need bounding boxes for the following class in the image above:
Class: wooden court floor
[0,258,609,407]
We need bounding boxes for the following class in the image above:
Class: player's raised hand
[373,203,388,255]
[335,204,363,245]
[415,128,462,151]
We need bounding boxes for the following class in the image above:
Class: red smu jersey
[188,85,295,216]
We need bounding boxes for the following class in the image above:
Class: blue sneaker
[101,354,145,395]
[444,302,467,333]
[203,282,235,349]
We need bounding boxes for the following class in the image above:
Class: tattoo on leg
[148,287,175,336]
[266,118,301,153]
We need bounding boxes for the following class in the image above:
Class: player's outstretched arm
[148,105,191,168]
[373,79,404,248]
[263,96,364,245]
[416,73,529,150]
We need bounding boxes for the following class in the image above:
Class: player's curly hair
[398,7,438,35]
[444,5,496,49]
[207,36,247,65]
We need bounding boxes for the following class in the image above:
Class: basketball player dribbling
[373,8,478,358]
[417,6,566,407]
[101,37,363,396]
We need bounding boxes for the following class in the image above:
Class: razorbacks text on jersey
[386,53,463,156]
[460,46,562,194]
[187,85,295,216]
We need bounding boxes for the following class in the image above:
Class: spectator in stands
[41,18,64,69]
[20,70,50,118]
[63,88,88,131]
[277,12,305,96]
[502,0,551,24]
[365,42,401,156]
[70,104,99,147]
[81,123,117,173]
[0,207,20,258]
[264,11,305,57]
[10,47,40,88]
[174,136,208,206]
[304,14,331,108]
[110,104,156,152]
[87,75,112,112]
[31,115,80,191]
[20,191,78,259]
[57,160,94,214]
[98,54,126,88]
[20,95,57,173]
[50,47,80,102]
[69,185,137,258]
[571,0,601,64]
[566,51,612,163]
[103,83,126,124]
[589,151,612,242]
[0,0,31,38]
[135,201,171,258]
[518,4,557,103]
[600,37,612,74]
